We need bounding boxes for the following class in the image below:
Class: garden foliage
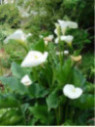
[0,0,94,126]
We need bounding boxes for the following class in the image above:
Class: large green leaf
[31,39,45,52]
[0,108,23,125]
[0,76,27,94]
[71,94,94,109]
[11,62,26,79]
[72,67,86,87]
[29,103,52,125]
[46,90,59,111]
[55,59,72,85]
[0,94,19,108]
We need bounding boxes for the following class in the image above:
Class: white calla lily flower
[58,20,78,34]
[21,51,48,67]
[4,30,32,44]
[58,20,67,31]
[58,20,68,28]
[21,75,32,86]
[67,21,78,29]
[60,35,74,44]
[58,20,69,35]
[63,84,83,99]
[58,20,78,29]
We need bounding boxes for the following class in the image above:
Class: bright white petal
[21,75,32,86]
[58,20,68,28]
[64,50,69,55]
[60,35,74,43]
[54,29,58,35]
[67,21,78,29]
[4,30,26,44]
[63,84,83,99]
[63,84,75,96]
[21,51,48,67]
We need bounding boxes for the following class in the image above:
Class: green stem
[0,60,3,75]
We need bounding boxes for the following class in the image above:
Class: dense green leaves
[55,59,72,85]
[0,0,94,125]
[0,94,19,108]
[72,94,94,109]
[0,108,23,125]
[29,103,53,125]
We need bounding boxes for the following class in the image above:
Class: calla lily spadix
[21,51,48,67]
[4,29,32,44]
[21,75,32,86]
[63,84,83,99]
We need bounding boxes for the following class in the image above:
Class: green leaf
[0,108,23,125]
[0,94,19,108]
[72,94,94,109]
[72,67,86,87]
[0,76,27,94]
[46,90,59,111]
[31,39,45,52]
[28,83,48,98]
[29,103,51,125]
[55,59,72,85]
[11,62,26,79]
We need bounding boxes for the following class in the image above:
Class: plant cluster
[0,19,94,125]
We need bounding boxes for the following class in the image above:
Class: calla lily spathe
[4,29,32,44]
[60,35,74,44]
[21,51,48,67]
[55,35,73,44]
[58,20,78,35]
[63,84,83,99]
[21,75,32,86]
[58,20,78,29]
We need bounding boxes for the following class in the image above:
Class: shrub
[0,4,21,27]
